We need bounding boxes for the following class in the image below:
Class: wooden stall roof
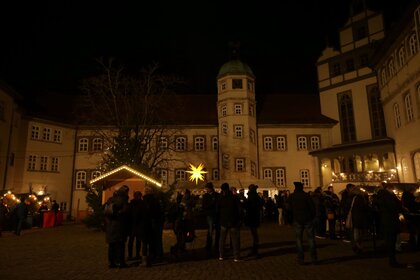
[89,165,162,189]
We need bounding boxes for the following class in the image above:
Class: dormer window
[232,79,243,89]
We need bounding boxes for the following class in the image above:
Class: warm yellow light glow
[186,163,207,185]
[89,165,162,187]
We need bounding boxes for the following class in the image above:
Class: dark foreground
[0,222,419,280]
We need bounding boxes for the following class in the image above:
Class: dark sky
[0,0,412,97]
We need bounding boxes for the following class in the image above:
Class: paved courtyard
[0,222,419,280]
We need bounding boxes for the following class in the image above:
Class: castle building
[1,2,419,219]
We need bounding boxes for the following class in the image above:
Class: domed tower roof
[217,59,255,79]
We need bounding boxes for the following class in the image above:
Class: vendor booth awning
[89,165,162,189]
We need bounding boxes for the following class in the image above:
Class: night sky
[0,0,412,97]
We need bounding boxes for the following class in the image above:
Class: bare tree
[78,58,185,176]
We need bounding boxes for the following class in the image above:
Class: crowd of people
[102,181,420,269]
[0,196,61,236]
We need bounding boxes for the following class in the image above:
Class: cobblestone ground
[0,222,419,280]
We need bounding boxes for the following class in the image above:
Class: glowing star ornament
[186,163,207,184]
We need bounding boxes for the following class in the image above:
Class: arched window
[368,85,386,138]
[393,103,401,128]
[76,171,87,189]
[381,69,387,86]
[404,94,414,122]
[388,59,395,77]
[78,138,88,152]
[399,46,406,66]
[409,33,418,56]
[338,93,356,142]
[263,168,273,180]
[414,152,420,182]
[92,138,103,152]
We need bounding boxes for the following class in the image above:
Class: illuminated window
[175,137,187,151]
[31,126,40,140]
[235,158,245,172]
[264,137,273,150]
[276,136,287,151]
[78,138,89,152]
[92,138,103,152]
[300,169,310,187]
[28,155,37,171]
[43,128,51,141]
[51,157,59,172]
[297,136,307,150]
[76,171,86,189]
[194,136,205,151]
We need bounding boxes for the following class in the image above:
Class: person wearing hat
[288,182,317,265]
[202,182,220,257]
[217,182,242,262]
[244,184,263,258]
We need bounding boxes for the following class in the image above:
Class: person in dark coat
[349,187,369,254]
[127,191,143,261]
[0,197,9,237]
[14,196,28,236]
[374,184,405,267]
[201,182,220,256]
[142,186,162,267]
[401,187,420,251]
[287,182,317,265]
[104,186,130,268]
[218,182,242,262]
[323,186,340,239]
[340,183,355,242]
[311,187,327,238]
[244,184,263,258]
